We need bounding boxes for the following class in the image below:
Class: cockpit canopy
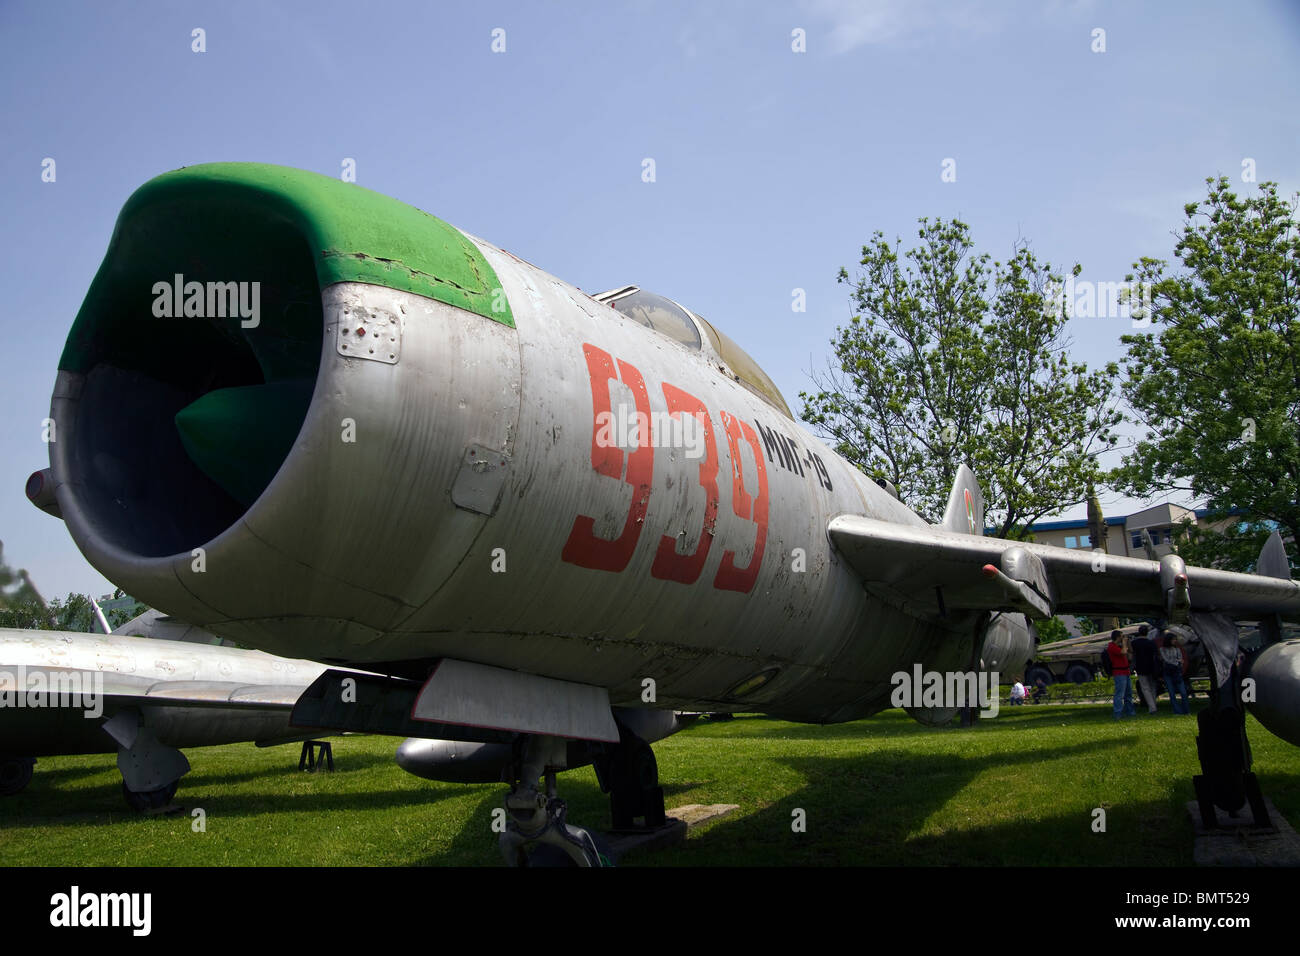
[594,285,792,418]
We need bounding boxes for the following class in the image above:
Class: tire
[1025,665,1054,688]
[0,757,35,796]
[525,829,615,867]
[1065,664,1093,685]
[122,779,179,812]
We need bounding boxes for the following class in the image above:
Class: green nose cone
[175,380,315,507]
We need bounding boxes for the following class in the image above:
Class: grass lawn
[2,701,1296,866]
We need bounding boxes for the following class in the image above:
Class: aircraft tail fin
[939,464,985,536]
[1255,531,1292,649]
[1257,531,1292,581]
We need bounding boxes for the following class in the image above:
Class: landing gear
[498,718,674,866]
[0,756,35,796]
[595,720,666,831]
[102,708,190,814]
[1193,660,1272,828]
[499,735,608,867]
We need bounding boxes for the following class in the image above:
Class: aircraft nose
[46,162,522,660]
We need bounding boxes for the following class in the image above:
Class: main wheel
[122,779,179,812]
[0,757,35,796]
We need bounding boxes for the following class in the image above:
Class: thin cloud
[799,0,1010,54]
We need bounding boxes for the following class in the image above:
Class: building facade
[1019,503,1245,558]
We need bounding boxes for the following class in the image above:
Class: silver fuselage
[51,232,1010,724]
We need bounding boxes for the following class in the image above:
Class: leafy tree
[0,541,146,632]
[1072,616,1098,637]
[44,593,101,633]
[801,218,1121,537]
[0,540,54,629]
[0,599,51,630]
[1034,617,1070,644]
[1032,615,1102,650]
[39,590,147,633]
[1115,178,1300,552]
[1171,518,1285,574]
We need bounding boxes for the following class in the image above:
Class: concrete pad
[671,803,741,828]
[1187,798,1300,866]
[602,803,740,862]
[603,819,687,861]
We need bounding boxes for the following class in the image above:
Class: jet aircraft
[30,163,1300,863]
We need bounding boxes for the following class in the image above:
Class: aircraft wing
[828,516,1300,622]
[0,629,345,759]
[95,676,305,710]
[0,665,305,711]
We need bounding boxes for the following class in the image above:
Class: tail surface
[939,464,985,536]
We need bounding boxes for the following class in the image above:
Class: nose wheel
[499,735,608,867]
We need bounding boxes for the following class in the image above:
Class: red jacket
[1107,642,1130,676]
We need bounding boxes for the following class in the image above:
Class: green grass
[2,702,1297,866]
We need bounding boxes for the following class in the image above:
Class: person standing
[1130,625,1159,715]
[1107,630,1135,719]
[1161,634,1191,715]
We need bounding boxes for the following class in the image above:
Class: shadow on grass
[12,760,117,787]
[406,737,1146,867]
[0,750,487,830]
[682,702,1207,742]
[189,749,399,787]
[412,788,505,866]
[638,738,1190,867]
[4,702,1288,866]
[179,782,494,820]
[3,744,399,799]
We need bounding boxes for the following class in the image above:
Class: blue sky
[2,0,1298,599]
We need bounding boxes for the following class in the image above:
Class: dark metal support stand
[299,739,334,773]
